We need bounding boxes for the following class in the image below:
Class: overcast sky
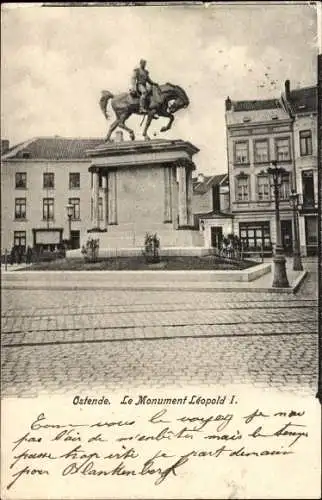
[1,3,318,174]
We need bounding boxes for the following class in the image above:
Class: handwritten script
[6,403,309,493]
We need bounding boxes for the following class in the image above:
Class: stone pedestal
[83,138,203,253]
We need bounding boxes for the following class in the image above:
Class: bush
[143,232,160,263]
[81,237,100,262]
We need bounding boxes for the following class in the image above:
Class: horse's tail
[99,90,114,120]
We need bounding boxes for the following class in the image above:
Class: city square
[1,260,318,398]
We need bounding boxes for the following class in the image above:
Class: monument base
[88,224,203,247]
[67,245,208,259]
[80,137,205,257]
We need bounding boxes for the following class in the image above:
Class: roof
[194,211,233,219]
[288,86,317,114]
[1,137,104,160]
[233,99,282,112]
[193,174,228,194]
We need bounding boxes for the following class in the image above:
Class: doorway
[70,230,80,249]
[281,220,293,255]
[305,216,318,256]
[211,226,223,249]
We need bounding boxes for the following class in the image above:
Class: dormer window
[22,151,31,159]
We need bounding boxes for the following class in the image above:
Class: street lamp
[289,190,303,271]
[66,203,73,247]
[267,161,289,288]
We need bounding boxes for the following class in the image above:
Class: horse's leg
[105,119,119,142]
[158,111,174,133]
[117,114,135,141]
[142,111,154,140]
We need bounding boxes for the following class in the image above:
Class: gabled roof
[288,86,317,114]
[193,174,228,194]
[233,99,282,112]
[1,137,104,160]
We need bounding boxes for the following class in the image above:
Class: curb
[1,282,306,294]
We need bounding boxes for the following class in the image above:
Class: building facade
[197,81,317,256]
[192,173,231,249]
[1,137,102,254]
[281,83,318,256]
[225,93,295,255]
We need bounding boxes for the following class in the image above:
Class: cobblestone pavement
[1,271,318,398]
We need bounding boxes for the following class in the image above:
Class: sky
[1,2,319,174]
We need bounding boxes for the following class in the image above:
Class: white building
[1,137,102,253]
[281,82,318,256]
[197,81,318,256]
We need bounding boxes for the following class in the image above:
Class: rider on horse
[130,59,156,113]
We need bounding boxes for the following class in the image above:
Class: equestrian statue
[99,59,190,141]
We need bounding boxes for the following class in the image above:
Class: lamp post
[66,203,73,248]
[267,161,289,288]
[289,190,303,271]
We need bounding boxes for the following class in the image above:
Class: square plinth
[86,138,203,249]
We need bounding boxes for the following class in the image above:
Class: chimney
[285,80,291,101]
[1,139,9,154]
[115,131,124,142]
[225,96,232,111]
[197,173,205,183]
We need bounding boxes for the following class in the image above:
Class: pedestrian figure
[26,246,33,264]
[227,240,233,259]
[221,239,227,258]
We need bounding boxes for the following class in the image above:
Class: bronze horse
[99,83,189,141]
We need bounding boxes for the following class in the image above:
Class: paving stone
[0,271,318,398]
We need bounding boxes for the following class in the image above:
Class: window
[43,172,55,189]
[302,170,315,207]
[14,231,26,248]
[275,137,291,161]
[236,176,249,201]
[239,222,271,250]
[15,198,26,219]
[305,216,317,246]
[69,173,80,189]
[15,172,27,189]
[300,130,312,156]
[280,173,291,201]
[234,141,249,165]
[68,198,80,220]
[257,175,270,201]
[254,140,269,163]
[43,198,54,220]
